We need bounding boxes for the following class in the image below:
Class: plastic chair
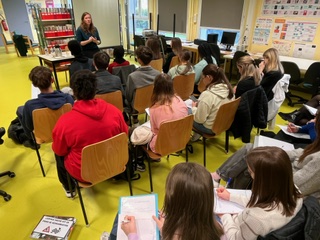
[285,62,320,106]
[126,84,154,125]
[193,97,241,167]
[67,133,133,226]
[0,127,15,201]
[173,73,195,100]
[149,58,163,72]
[31,103,72,177]
[142,115,194,192]
[95,90,124,112]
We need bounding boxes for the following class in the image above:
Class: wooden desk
[38,54,74,90]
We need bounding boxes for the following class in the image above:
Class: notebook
[253,135,295,150]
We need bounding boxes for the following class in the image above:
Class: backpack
[7,117,28,144]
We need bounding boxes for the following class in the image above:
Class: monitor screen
[221,31,237,51]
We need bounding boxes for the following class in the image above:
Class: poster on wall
[262,0,320,17]
[272,19,285,39]
[253,18,272,45]
[293,43,316,59]
[281,21,317,42]
[272,40,292,56]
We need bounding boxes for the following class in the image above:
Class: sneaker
[64,188,77,198]
[191,133,201,142]
[278,110,299,122]
[136,162,146,172]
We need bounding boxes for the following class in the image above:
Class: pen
[122,220,130,223]
[225,178,232,188]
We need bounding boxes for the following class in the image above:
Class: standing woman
[217,147,303,239]
[76,12,101,58]
[234,55,261,98]
[259,48,284,101]
[163,37,183,73]
[191,64,233,141]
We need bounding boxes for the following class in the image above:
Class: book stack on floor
[30,215,76,240]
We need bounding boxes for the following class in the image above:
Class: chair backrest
[81,133,129,185]
[112,64,136,86]
[32,103,72,144]
[133,84,154,113]
[133,35,146,49]
[95,90,123,112]
[154,114,194,156]
[149,58,163,72]
[169,55,180,69]
[212,97,241,135]
[303,62,320,96]
[281,61,301,84]
[173,73,195,100]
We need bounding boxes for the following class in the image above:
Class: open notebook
[253,135,295,150]
[214,189,251,214]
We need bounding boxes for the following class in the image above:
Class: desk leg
[39,58,43,66]
[52,63,60,90]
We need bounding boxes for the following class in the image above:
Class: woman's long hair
[299,114,320,162]
[146,37,162,60]
[177,50,193,75]
[237,55,261,86]
[80,12,96,35]
[263,48,284,73]
[171,37,182,56]
[162,162,224,240]
[202,64,234,99]
[151,73,175,107]
[246,147,302,216]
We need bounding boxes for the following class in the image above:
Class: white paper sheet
[277,125,311,140]
[214,189,251,214]
[253,135,295,150]
[117,194,159,240]
[303,104,317,116]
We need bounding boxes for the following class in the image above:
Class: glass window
[128,0,149,35]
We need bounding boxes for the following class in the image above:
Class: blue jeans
[193,122,214,135]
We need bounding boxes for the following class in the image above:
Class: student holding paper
[217,146,303,240]
[121,162,226,240]
[212,114,320,202]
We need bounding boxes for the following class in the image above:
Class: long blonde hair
[237,56,261,86]
[263,48,284,73]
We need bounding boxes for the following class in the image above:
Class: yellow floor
[0,46,303,239]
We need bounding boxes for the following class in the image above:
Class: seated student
[234,56,261,98]
[120,162,226,240]
[212,114,320,202]
[162,37,182,74]
[125,46,160,126]
[217,146,303,239]
[145,36,162,60]
[194,42,218,85]
[167,49,194,80]
[108,45,130,74]
[67,40,94,78]
[278,94,320,125]
[191,64,234,141]
[52,70,128,197]
[16,66,74,149]
[93,51,124,95]
[259,48,284,101]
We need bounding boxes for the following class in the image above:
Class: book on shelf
[30,215,76,240]
[117,194,160,240]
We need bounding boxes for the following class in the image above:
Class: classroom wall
[247,0,320,60]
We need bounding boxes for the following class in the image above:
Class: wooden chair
[193,97,241,167]
[142,114,194,192]
[169,55,180,69]
[127,84,154,125]
[95,90,124,112]
[149,58,163,72]
[67,133,133,226]
[10,32,39,56]
[1,33,14,54]
[173,73,195,100]
[31,103,72,177]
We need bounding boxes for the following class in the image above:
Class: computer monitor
[207,34,218,44]
[221,31,237,51]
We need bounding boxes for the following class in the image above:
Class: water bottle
[100,231,110,240]
[44,47,49,55]
[51,47,55,57]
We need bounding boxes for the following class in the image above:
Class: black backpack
[7,117,28,144]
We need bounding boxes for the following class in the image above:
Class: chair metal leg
[126,162,133,196]
[185,145,189,162]
[31,133,46,177]
[147,158,153,193]
[75,181,89,226]
[203,137,206,167]
[66,173,75,198]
